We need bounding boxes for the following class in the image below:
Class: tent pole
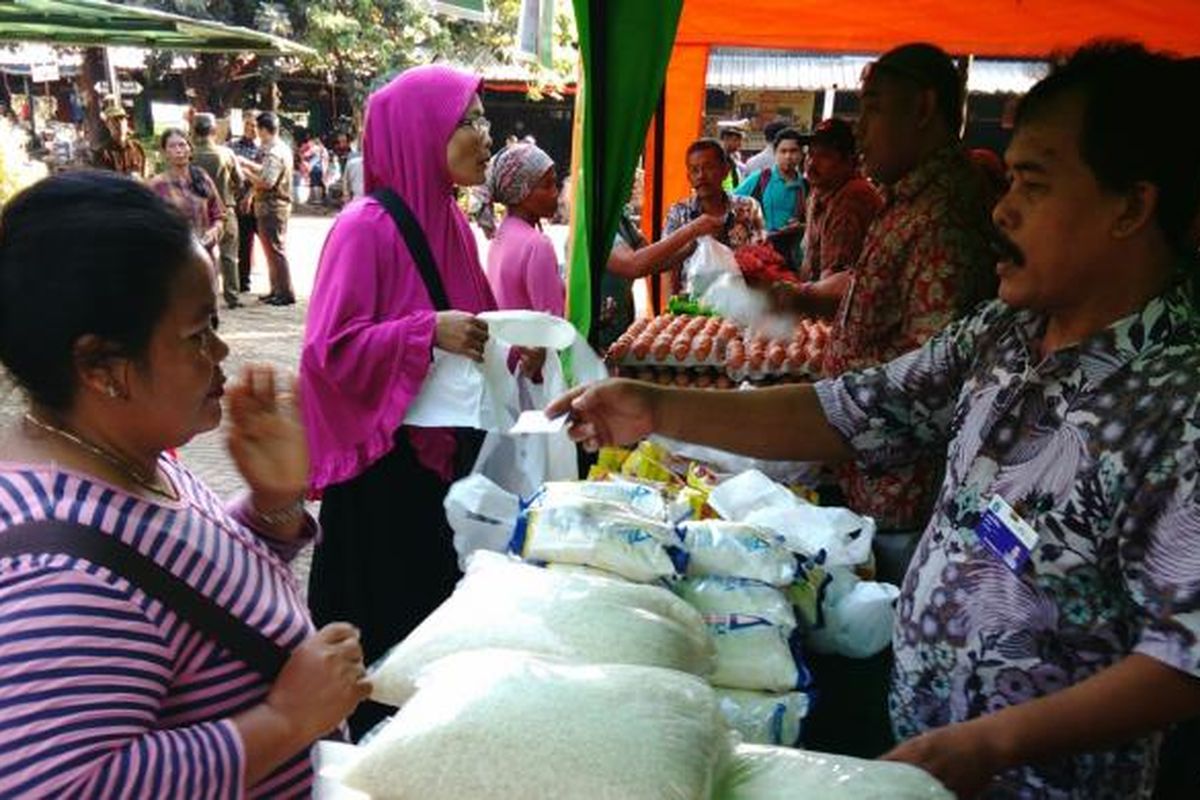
[104,46,121,103]
[650,86,666,313]
[959,55,973,139]
[24,75,36,139]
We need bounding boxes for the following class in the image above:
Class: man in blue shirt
[735,127,807,267]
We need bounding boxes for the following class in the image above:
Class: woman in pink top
[485,143,564,316]
[300,66,499,738]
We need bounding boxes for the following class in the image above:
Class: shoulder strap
[753,167,772,203]
[0,519,288,681]
[370,188,452,312]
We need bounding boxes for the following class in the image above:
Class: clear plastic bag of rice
[680,521,796,586]
[513,497,685,582]
[715,743,953,800]
[707,614,811,692]
[715,689,809,747]
[673,576,797,630]
[344,649,731,800]
[369,553,714,706]
[530,479,669,521]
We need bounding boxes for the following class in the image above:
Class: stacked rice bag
[671,519,810,747]
[349,650,730,800]
[369,553,714,706]
[510,478,687,583]
[715,744,953,800]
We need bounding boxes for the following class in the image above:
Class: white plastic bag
[807,573,900,659]
[444,473,520,570]
[716,744,953,800]
[746,504,875,567]
[680,520,796,586]
[707,614,810,692]
[471,351,579,498]
[346,650,730,800]
[514,498,684,582]
[369,554,714,706]
[683,236,741,298]
[715,689,809,747]
[708,471,876,567]
[673,576,796,630]
[707,470,799,522]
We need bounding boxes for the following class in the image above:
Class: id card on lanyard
[976,494,1040,574]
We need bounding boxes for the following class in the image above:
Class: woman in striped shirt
[0,171,369,797]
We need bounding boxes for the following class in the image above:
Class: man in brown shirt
[776,118,883,316]
[242,111,295,305]
[93,98,146,179]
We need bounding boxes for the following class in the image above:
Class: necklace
[23,412,178,502]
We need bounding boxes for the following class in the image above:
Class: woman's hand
[226,365,309,504]
[545,378,659,451]
[516,347,547,380]
[266,623,371,742]
[436,311,489,362]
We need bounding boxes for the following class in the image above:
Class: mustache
[987,224,1025,266]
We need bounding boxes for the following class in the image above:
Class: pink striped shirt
[0,459,319,798]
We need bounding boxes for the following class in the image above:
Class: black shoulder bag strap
[0,519,288,681]
[370,187,451,312]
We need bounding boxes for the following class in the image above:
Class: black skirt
[308,428,480,739]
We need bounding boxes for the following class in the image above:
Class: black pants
[236,211,258,291]
[308,429,479,739]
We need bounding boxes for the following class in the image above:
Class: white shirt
[343,155,364,200]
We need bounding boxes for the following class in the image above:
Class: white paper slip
[509,410,569,435]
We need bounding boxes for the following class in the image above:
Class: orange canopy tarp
[643,0,1200,270]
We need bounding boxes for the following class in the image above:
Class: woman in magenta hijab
[299,66,495,737]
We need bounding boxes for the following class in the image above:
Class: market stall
[564,0,1200,333]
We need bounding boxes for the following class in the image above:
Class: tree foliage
[132,0,578,107]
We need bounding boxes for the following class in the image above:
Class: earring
[106,385,119,399]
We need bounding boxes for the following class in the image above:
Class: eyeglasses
[457,116,491,135]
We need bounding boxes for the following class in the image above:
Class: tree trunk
[79,47,107,154]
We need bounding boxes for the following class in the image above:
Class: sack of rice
[679,521,796,586]
[345,650,731,800]
[512,497,685,582]
[473,552,704,631]
[530,479,669,521]
[707,614,811,692]
[673,576,796,630]
[715,689,809,747]
[370,554,714,706]
[715,743,953,800]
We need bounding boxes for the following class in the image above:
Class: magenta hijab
[300,66,496,489]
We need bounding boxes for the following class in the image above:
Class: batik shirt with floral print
[663,192,765,295]
[816,284,1200,799]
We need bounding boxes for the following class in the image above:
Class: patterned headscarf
[487,143,554,207]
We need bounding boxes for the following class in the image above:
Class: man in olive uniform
[93,97,146,179]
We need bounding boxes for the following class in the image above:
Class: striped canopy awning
[0,0,314,55]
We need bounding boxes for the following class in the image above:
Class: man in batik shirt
[550,41,1200,798]
[663,138,765,294]
[825,44,996,573]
